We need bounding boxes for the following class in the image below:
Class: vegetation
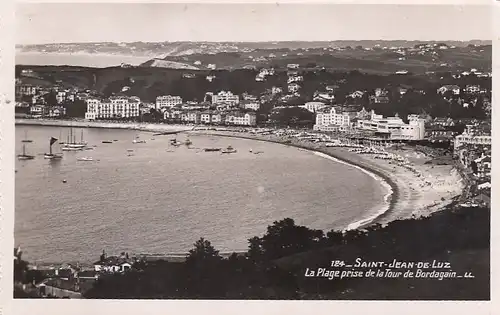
[82,206,489,300]
[16,65,491,125]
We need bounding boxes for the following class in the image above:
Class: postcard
[1,1,495,314]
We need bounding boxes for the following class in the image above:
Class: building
[454,125,492,149]
[94,257,133,274]
[16,84,37,96]
[313,92,335,103]
[288,83,300,93]
[465,85,481,94]
[301,102,328,113]
[211,91,240,105]
[156,95,183,109]
[313,107,351,132]
[356,111,426,140]
[207,64,216,70]
[30,104,47,117]
[243,102,261,111]
[287,64,299,69]
[437,85,461,95]
[225,112,257,126]
[85,96,140,120]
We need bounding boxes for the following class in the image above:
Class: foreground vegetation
[81,206,489,300]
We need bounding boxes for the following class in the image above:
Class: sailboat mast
[81,130,83,143]
[49,140,52,155]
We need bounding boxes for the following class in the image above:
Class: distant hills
[16,40,490,57]
[16,41,491,72]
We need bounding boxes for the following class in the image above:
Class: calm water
[15,125,386,264]
[16,53,153,68]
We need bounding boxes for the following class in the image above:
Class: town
[14,45,492,298]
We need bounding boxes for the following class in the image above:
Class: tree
[186,238,221,265]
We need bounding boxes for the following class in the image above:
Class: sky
[16,3,492,45]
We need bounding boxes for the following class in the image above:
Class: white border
[2,1,496,314]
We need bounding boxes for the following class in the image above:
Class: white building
[356,111,426,140]
[212,91,240,105]
[225,112,257,126]
[454,125,492,148]
[244,102,261,111]
[301,102,328,113]
[437,85,461,95]
[85,96,140,120]
[313,107,351,132]
[288,83,300,93]
[156,95,183,109]
[207,64,216,70]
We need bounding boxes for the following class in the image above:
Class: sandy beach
[188,129,464,227]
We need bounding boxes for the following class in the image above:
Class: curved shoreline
[16,119,462,232]
[188,131,398,231]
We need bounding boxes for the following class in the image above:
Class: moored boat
[204,148,221,152]
[77,157,94,161]
[44,137,63,160]
[221,145,237,154]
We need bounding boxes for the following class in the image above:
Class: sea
[16,53,153,68]
[15,125,387,264]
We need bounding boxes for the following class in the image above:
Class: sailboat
[44,137,63,159]
[62,128,87,149]
[21,130,33,143]
[17,143,35,160]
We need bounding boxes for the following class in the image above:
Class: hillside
[16,40,491,57]
[140,59,200,70]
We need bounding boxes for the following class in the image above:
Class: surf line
[312,151,394,231]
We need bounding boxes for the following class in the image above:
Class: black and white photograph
[9,1,493,304]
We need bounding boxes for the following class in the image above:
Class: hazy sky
[16,3,491,44]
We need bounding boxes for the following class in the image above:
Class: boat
[44,137,63,159]
[102,140,113,144]
[170,138,183,146]
[133,135,146,144]
[185,138,192,146]
[221,146,237,154]
[21,130,33,143]
[204,148,221,152]
[17,143,35,160]
[62,128,87,149]
[62,146,83,151]
[77,157,94,161]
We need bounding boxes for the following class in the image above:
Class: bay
[15,125,386,264]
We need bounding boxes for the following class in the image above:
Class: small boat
[127,149,134,152]
[77,157,94,161]
[204,148,221,152]
[133,139,146,144]
[221,146,237,154]
[113,140,119,142]
[102,140,113,144]
[185,138,192,146]
[44,137,63,160]
[62,179,67,183]
[17,143,35,160]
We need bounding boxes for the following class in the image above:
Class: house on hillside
[437,85,461,95]
[288,83,300,93]
[94,252,134,274]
